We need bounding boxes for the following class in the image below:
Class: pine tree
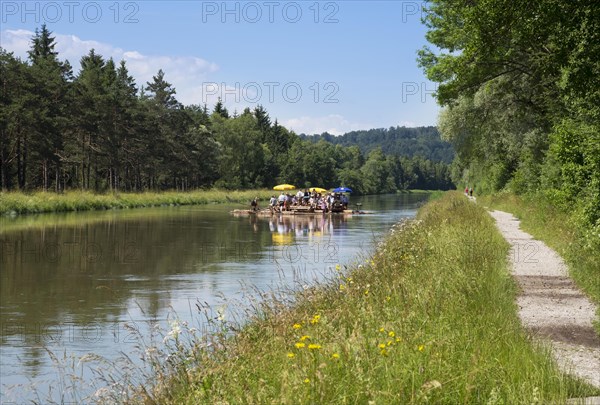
[146,69,180,110]
[26,24,71,191]
[213,98,229,119]
[0,49,35,190]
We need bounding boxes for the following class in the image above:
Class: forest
[300,126,454,164]
[419,0,599,241]
[0,26,453,195]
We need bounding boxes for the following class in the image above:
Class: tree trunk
[17,133,27,190]
[43,160,47,191]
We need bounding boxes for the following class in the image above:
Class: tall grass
[0,189,274,215]
[130,191,596,404]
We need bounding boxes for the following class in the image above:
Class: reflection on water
[0,193,429,402]
[268,214,349,244]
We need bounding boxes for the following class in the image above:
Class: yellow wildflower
[379,327,385,333]
[293,323,302,330]
[380,349,388,356]
[300,335,310,341]
[335,264,341,271]
[304,378,310,384]
[378,343,386,349]
[287,352,295,358]
[418,345,425,352]
[339,284,346,291]
[331,353,340,359]
[295,342,306,349]
[308,343,321,350]
[387,340,394,346]
[364,289,369,296]
[310,314,321,325]
[388,331,395,338]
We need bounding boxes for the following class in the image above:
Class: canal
[0,193,430,402]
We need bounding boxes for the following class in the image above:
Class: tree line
[1,25,454,195]
[300,126,454,164]
[419,0,599,235]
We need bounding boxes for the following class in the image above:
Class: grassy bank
[0,189,444,217]
[0,189,275,215]
[399,189,446,201]
[479,192,599,306]
[133,191,596,404]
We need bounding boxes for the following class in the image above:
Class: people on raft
[268,190,348,213]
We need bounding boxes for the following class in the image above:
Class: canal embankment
[0,189,275,216]
[125,191,598,404]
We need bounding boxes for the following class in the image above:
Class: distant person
[341,194,349,210]
[278,192,286,210]
[469,187,473,197]
[250,197,259,211]
[269,195,277,212]
[465,186,469,196]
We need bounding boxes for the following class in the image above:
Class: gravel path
[489,210,600,388]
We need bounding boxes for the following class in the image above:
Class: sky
[0,0,440,135]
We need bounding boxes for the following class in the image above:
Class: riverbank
[129,191,597,404]
[0,189,275,216]
[0,189,441,217]
[479,193,599,332]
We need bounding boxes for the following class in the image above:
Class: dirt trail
[489,210,600,388]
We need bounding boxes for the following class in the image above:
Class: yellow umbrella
[273,184,296,191]
[309,187,327,193]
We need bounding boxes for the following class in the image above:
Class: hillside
[299,126,454,164]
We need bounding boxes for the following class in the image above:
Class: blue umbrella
[333,187,353,193]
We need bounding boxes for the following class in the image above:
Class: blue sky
[1,1,440,134]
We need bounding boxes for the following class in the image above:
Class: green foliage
[213,112,265,189]
[360,148,395,194]
[420,0,599,260]
[300,126,454,164]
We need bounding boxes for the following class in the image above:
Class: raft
[231,209,274,217]
[230,208,371,216]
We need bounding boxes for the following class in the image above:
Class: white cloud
[0,29,219,105]
[281,114,373,136]
[0,29,31,58]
